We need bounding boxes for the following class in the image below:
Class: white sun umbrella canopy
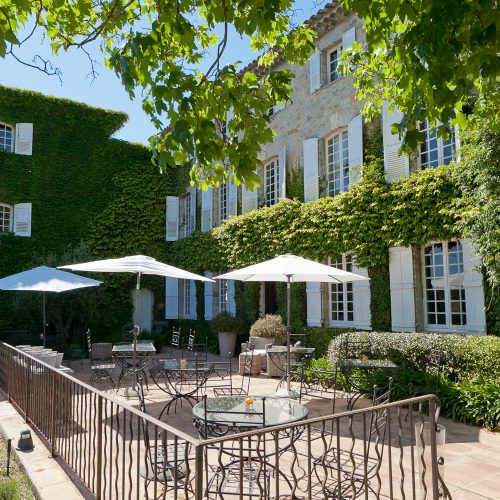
[0,266,102,346]
[217,254,370,397]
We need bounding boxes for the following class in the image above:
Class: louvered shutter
[189,188,196,233]
[228,172,238,217]
[13,203,32,237]
[189,280,197,320]
[204,271,213,320]
[278,146,286,199]
[306,282,322,326]
[351,263,371,329]
[165,278,179,319]
[309,51,321,93]
[389,247,416,331]
[382,102,409,182]
[242,179,258,214]
[201,188,213,232]
[348,114,363,185]
[461,239,486,334]
[165,196,179,241]
[342,27,356,50]
[303,138,319,202]
[227,280,236,315]
[15,123,33,156]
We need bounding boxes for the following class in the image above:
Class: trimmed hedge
[327,331,500,383]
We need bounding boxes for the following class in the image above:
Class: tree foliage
[341,0,500,149]
[1,0,315,188]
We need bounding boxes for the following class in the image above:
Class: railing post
[429,398,439,499]
[96,395,103,500]
[194,443,204,499]
[25,357,31,423]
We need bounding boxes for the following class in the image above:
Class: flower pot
[218,331,238,357]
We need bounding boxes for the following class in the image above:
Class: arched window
[0,203,13,232]
[0,123,14,152]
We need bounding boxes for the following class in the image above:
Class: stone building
[164,3,486,335]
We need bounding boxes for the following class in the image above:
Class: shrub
[303,327,354,358]
[327,331,500,383]
[249,314,286,345]
[0,479,19,500]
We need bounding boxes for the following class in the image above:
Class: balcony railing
[0,343,450,499]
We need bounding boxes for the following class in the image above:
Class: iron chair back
[86,329,115,389]
[171,327,181,350]
[213,348,254,397]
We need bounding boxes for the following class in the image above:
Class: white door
[133,288,153,332]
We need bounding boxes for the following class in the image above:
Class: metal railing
[0,343,450,499]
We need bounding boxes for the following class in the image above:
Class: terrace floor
[2,349,500,499]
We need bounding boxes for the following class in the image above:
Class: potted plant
[249,314,287,347]
[210,312,246,356]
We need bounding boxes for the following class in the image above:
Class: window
[218,183,228,224]
[183,195,194,237]
[183,280,191,318]
[329,255,354,323]
[424,241,466,327]
[327,130,349,196]
[265,159,278,207]
[419,121,456,169]
[0,203,12,232]
[218,279,228,313]
[328,46,342,83]
[0,123,13,152]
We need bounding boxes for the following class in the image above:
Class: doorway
[264,282,278,315]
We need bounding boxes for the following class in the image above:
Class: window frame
[264,158,279,207]
[327,44,342,83]
[326,129,350,197]
[0,203,13,233]
[183,279,191,318]
[218,183,229,225]
[181,193,194,237]
[419,121,456,169]
[0,122,14,153]
[423,240,467,331]
[328,255,354,326]
[218,279,228,313]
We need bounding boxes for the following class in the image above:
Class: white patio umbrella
[217,254,370,398]
[0,266,102,347]
[59,255,214,392]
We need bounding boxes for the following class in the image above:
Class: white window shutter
[382,102,409,182]
[351,263,371,329]
[342,27,356,50]
[461,239,486,334]
[241,178,258,215]
[228,172,238,217]
[15,123,33,156]
[348,114,363,185]
[303,138,319,202]
[273,102,285,114]
[190,188,196,233]
[204,271,213,320]
[389,247,416,331]
[227,280,236,315]
[165,196,179,241]
[309,51,321,93]
[189,280,197,320]
[165,278,179,319]
[278,146,286,199]
[13,203,32,237]
[306,282,322,326]
[201,188,213,232]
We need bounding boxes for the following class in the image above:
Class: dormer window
[0,123,14,152]
[328,46,342,83]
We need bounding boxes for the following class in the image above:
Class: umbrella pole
[132,273,140,393]
[286,275,291,392]
[42,292,46,348]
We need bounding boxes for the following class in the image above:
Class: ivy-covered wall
[0,86,185,337]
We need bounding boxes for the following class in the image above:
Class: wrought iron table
[266,346,315,386]
[112,342,156,389]
[337,358,399,409]
[150,358,214,417]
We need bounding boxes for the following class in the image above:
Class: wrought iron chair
[86,329,115,389]
[213,349,253,397]
[170,327,181,352]
[137,381,193,499]
[313,379,393,498]
[181,329,208,363]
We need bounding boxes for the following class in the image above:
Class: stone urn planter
[218,331,238,358]
[211,312,246,357]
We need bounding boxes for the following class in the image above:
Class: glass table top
[112,342,156,353]
[192,396,308,427]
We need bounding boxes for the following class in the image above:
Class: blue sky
[0,2,319,145]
